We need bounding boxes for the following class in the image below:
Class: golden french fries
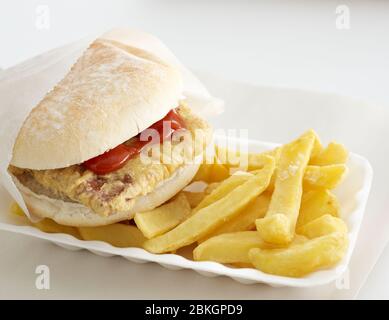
[268,164,344,192]
[182,191,206,208]
[310,142,348,166]
[266,132,322,192]
[256,130,316,245]
[216,146,280,171]
[200,234,308,268]
[10,202,25,217]
[193,163,213,182]
[296,189,340,228]
[205,182,220,195]
[233,263,254,268]
[34,219,80,238]
[199,193,270,242]
[193,173,253,213]
[195,155,274,214]
[134,193,191,239]
[304,164,347,190]
[215,143,281,170]
[193,163,230,183]
[208,163,230,182]
[143,157,275,253]
[249,213,348,277]
[311,131,323,158]
[297,214,347,238]
[249,231,348,277]
[78,224,146,248]
[194,231,275,264]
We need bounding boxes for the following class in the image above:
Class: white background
[0,0,388,299]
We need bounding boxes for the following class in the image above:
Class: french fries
[267,164,346,192]
[134,193,191,239]
[196,233,307,266]
[192,163,213,182]
[35,219,80,238]
[249,213,348,277]
[242,130,321,169]
[181,191,206,208]
[256,130,316,245]
[194,231,275,264]
[249,231,348,277]
[310,142,348,166]
[215,145,279,171]
[205,182,220,195]
[296,189,340,228]
[193,163,230,183]
[208,163,230,182]
[198,193,270,242]
[78,224,146,248]
[143,157,275,253]
[304,164,347,190]
[193,172,253,213]
[10,202,25,217]
[311,131,323,158]
[297,214,347,238]
[266,132,321,192]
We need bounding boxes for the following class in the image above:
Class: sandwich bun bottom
[12,163,200,227]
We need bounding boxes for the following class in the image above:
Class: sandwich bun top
[11,38,183,170]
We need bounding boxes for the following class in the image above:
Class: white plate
[0,135,373,288]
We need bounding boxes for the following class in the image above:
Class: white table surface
[0,0,388,299]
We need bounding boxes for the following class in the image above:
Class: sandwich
[8,37,212,227]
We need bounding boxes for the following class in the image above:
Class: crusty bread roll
[11,38,183,170]
[8,31,212,227]
[11,163,200,226]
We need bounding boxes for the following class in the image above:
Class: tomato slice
[83,109,186,175]
[84,144,137,175]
